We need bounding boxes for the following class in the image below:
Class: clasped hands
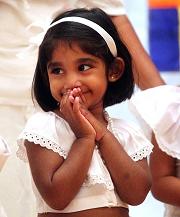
[59,87,108,142]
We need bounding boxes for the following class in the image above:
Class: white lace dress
[17,110,153,213]
[130,85,180,217]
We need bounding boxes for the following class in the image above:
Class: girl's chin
[88,103,104,112]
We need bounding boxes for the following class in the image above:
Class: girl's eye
[78,64,91,72]
[51,67,63,75]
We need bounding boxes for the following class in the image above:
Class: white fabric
[0,205,7,217]
[129,85,180,159]
[0,136,11,171]
[0,105,36,217]
[17,110,153,213]
[76,0,125,15]
[0,136,11,156]
[0,136,10,217]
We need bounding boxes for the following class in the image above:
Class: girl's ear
[108,57,125,82]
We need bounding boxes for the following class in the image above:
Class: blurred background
[109,0,180,216]
[0,0,179,217]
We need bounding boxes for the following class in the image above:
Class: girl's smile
[47,41,108,111]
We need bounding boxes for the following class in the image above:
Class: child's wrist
[76,136,96,146]
[96,130,110,145]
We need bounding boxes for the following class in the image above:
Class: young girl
[17,8,153,217]
[130,85,180,217]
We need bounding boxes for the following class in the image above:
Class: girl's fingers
[61,88,87,115]
[70,88,78,98]
[73,96,80,114]
[77,88,87,105]
[80,108,101,130]
[60,90,71,111]
[80,108,95,124]
[73,96,87,121]
[80,108,107,141]
[71,88,87,106]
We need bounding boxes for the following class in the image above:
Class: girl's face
[47,41,108,111]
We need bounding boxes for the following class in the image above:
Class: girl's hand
[60,90,96,140]
[69,87,87,106]
[68,88,108,141]
[80,108,109,142]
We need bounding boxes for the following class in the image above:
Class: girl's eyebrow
[47,62,61,70]
[47,58,99,69]
[76,58,98,64]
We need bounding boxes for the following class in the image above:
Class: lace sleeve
[113,126,153,161]
[17,132,68,162]
[105,114,153,161]
[16,111,70,162]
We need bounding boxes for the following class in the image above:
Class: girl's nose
[63,76,82,91]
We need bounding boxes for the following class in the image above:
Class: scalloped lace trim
[17,132,68,162]
[131,145,153,161]
[104,111,153,161]
[83,174,114,190]
[108,126,153,162]
[16,143,28,162]
[159,143,180,160]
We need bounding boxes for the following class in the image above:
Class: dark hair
[32,8,134,111]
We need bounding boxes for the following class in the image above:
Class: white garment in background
[130,85,180,159]
[0,206,7,217]
[129,85,180,217]
[0,136,10,217]
[0,136,11,171]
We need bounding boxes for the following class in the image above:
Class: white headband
[16,16,117,59]
[48,16,117,57]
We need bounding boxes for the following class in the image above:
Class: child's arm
[82,110,151,206]
[98,132,150,206]
[25,95,96,210]
[150,135,180,206]
[112,15,165,90]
